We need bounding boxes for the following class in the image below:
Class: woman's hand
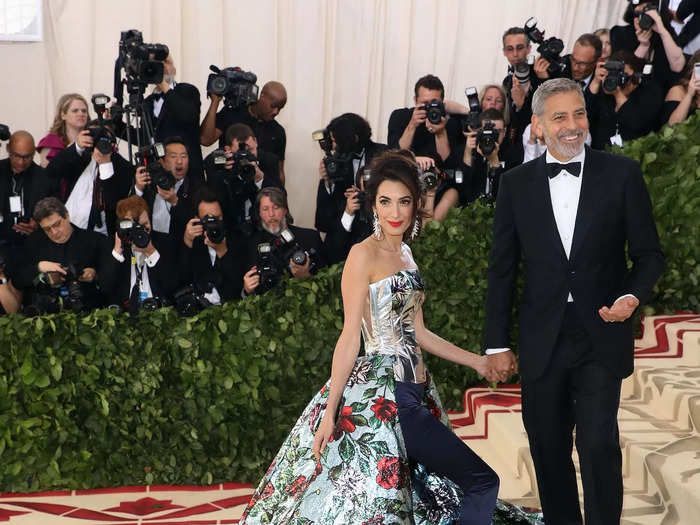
[312,415,335,463]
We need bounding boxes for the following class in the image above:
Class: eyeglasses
[9,151,34,161]
[571,57,596,68]
[41,217,64,233]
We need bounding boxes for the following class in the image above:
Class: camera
[420,98,446,125]
[0,124,10,141]
[420,167,442,191]
[52,262,86,312]
[231,142,258,183]
[513,54,535,87]
[256,242,279,292]
[196,215,226,244]
[135,143,176,190]
[207,65,259,109]
[255,229,318,292]
[86,125,116,155]
[119,29,169,85]
[117,219,151,249]
[630,1,658,31]
[312,128,354,185]
[603,60,635,91]
[463,87,482,131]
[477,120,498,156]
[524,17,569,77]
[173,284,212,317]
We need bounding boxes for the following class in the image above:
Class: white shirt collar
[545,146,586,166]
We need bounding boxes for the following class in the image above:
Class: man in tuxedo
[484,78,664,524]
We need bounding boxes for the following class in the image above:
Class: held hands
[599,295,639,323]
[484,350,518,383]
[312,415,335,463]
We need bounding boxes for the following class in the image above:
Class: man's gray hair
[532,78,585,117]
[33,197,68,223]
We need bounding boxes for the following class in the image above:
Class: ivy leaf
[339,435,355,462]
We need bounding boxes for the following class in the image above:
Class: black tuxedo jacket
[485,147,664,381]
[178,235,244,301]
[46,144,134,236]
[99,231,178,306]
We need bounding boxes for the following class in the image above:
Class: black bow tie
[151,92,164,102]
[548,161,581,178]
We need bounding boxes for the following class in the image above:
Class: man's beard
[262,218,286,235]
[543,126,587,159]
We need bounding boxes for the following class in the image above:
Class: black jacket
[484,147,665,381]
[46,144,134,237]
[676,0,700,48]
[387,108,463,167]
[179,234,244,302]
[99,230,178,306]
[0,159,57,248]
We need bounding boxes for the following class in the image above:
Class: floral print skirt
[240,354,543,525]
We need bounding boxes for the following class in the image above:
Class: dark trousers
[521,303,623,525]
[396,381,499,525]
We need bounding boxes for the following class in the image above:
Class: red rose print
[370,396,397,422]
[426,395,441,420]
[309,402,326,432]
[363,515,385,525]
[331,406,356,441]
[376,456,405,489]
[261,482,275,500]
[284,475,308,497]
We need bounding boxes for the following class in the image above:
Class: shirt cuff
[255,179,263,190]
[98,162,115,180]
[341,211,355,232]
[112,250,125,263]
[145,250,160,267]
[614,294,637,304]
[134,186,144,197]
[485,348,510,355]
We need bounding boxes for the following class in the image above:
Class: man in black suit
[100,195,177,310]
[484,78,664,524]
[180,185,244,303]
[243,187,326,295]
[315,113,388,263]
[46,122,133,238]
[0,131,57,252]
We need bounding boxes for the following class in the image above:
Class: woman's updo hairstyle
[363,149,429,242]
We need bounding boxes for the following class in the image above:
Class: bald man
[0,131,56,253]
[200,80,288,184]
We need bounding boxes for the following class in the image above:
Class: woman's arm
[313,244,371,460]
[665,84,694,125]
[414,306,497,380]
[649,10,687,72]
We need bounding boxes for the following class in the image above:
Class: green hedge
[0,113,698,492]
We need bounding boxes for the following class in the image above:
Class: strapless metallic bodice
[361,268,426,383]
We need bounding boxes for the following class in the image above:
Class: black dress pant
[521,303,623,525]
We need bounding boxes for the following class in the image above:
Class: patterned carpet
[0,313,697,524]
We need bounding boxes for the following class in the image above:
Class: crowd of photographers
[1,0,698,317]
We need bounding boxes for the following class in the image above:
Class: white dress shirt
[203,246,223,305]
[146,178,184,234]
[66,143,112,235]
[111,249,161,301]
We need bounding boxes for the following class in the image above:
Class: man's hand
[634,17,653,46]
[534,57,551,79]
[208,92,223,107]
[253,162,264,184]
[599,296,639,323]
[12,218,37,235]
[409,105,428,129]
[319,159,328,184]
[289,256,312,279]
[76,129,93,150]
[414,156,436,171]
[486,350,518,383]
[427,116,447,135]
[478,141,501,167]
[113,232,123,256]
[79,267,96,282]
[646,8,664,34]
[133,241,156,257]
[38,261,66,274]
[243,266,260,294]
[157,185,178,205]
[184,217,203,249]
[344,186,361,215]
[589,60,607,94]
[135,166,151,192]
[511,76,527,110]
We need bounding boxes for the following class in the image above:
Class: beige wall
[0,0,627,227]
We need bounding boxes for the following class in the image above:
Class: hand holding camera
[76,129,94,150]
[79,267,97,283]
[289,255,311,280]
[243,266,260,294]
[184,217,204,249]
[135,166,151,192]
[38,261,67,276]
[409,105,428,129]
[12,217,37,236]
[510,76,527,110]
[156,184,178,205]
[534,56,551,80]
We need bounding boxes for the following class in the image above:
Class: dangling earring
[411,218,420,240]
[373,211,382,239]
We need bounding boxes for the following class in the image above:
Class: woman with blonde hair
[37,93,89,167]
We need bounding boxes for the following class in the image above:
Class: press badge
[9,195,22,214]
[609,133,623,147]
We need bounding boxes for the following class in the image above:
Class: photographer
[663,49,700,125]
[460,109,513,204]
[205,123,282,235]
[0,248,22,314]
[134,136,199,250]
[180,185,244,304]
[611,1,686,92]
[314,113,388,261]
[587,50,664,149]
[200,80,288,185]
[533,33,603,90]
[46,120,133,237]
[99,195,177,310]
[243,187,326,296]
[13,197,107,314]
[387,74,462,164]
[1,131,57,257]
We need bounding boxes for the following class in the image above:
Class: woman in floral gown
[240,151,542,525]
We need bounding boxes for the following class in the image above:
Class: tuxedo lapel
[529,155,568,263]
[570,147,605,262]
